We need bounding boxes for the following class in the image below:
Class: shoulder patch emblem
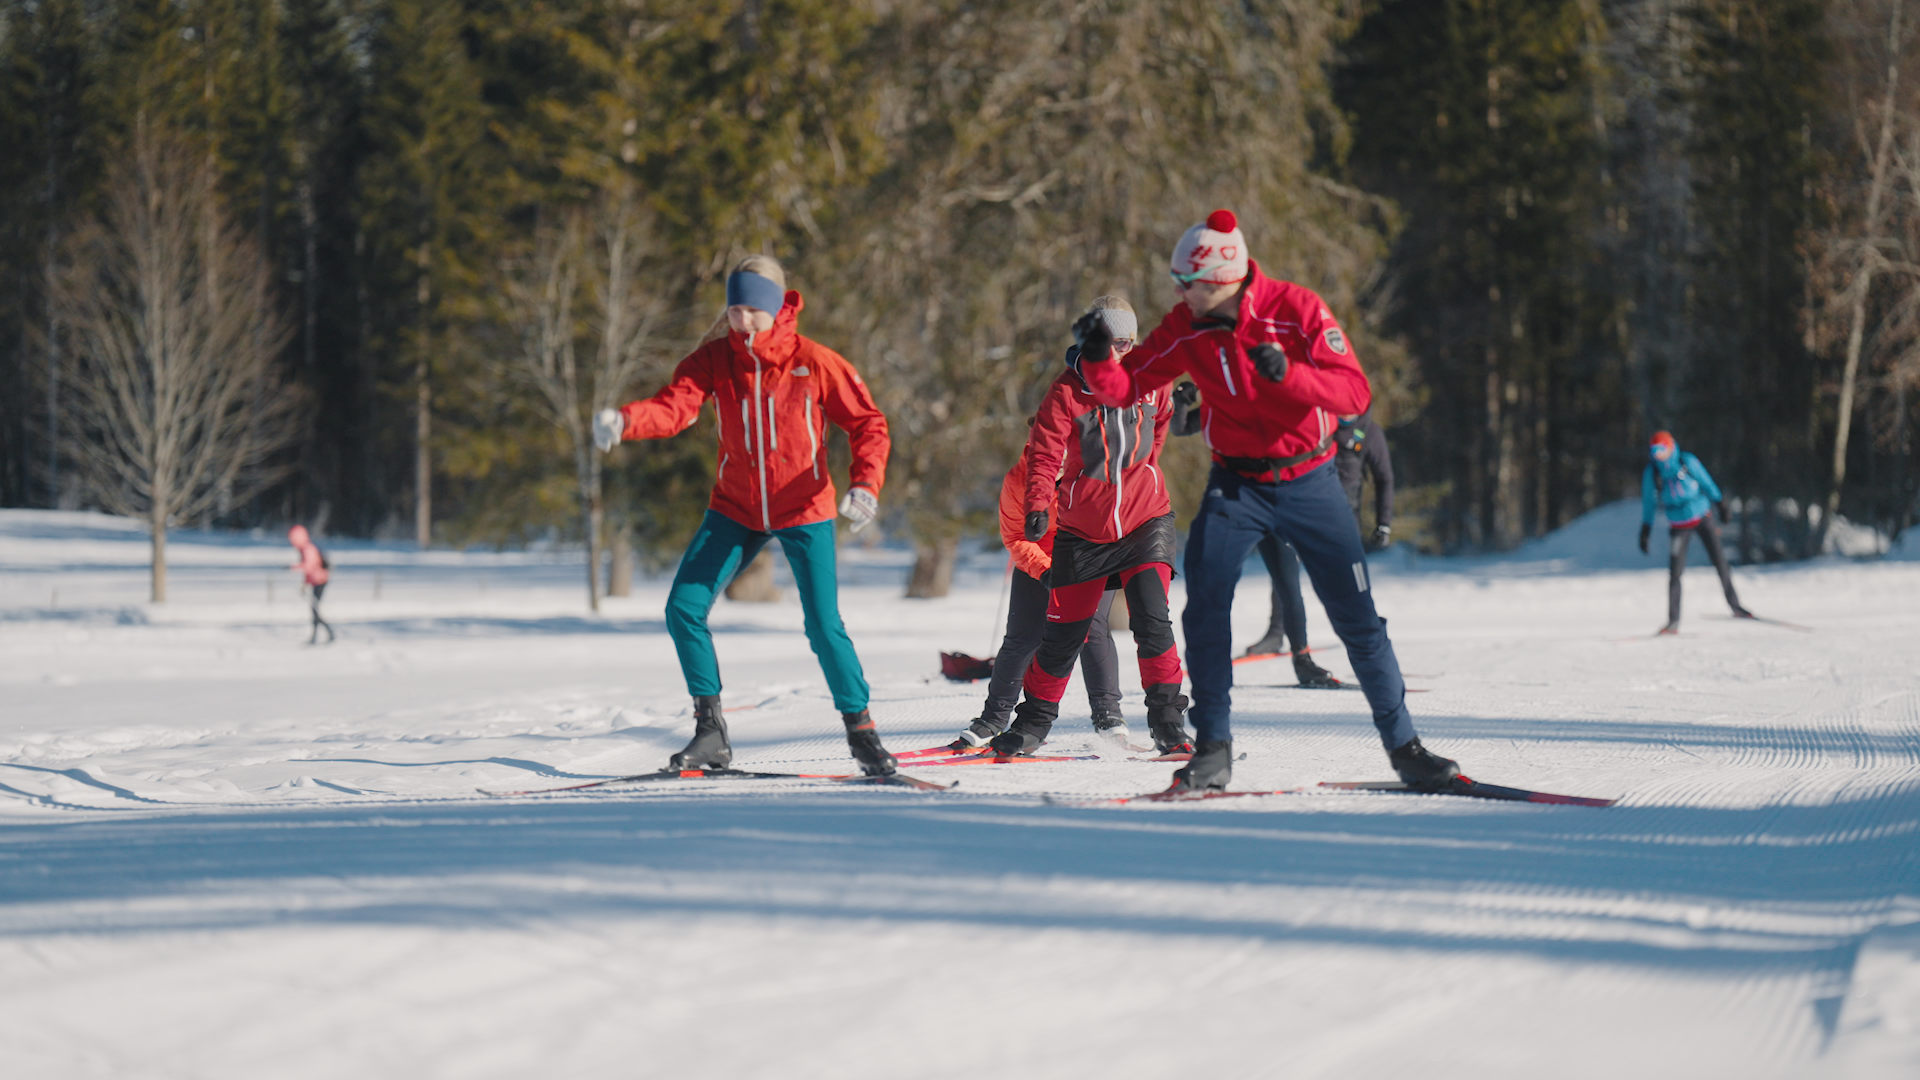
[793,366,810,376]
[1323,327,1349,355]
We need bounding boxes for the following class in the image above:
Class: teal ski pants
[666,510,870,713]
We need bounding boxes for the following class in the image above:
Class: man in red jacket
[990,296,1194,759]
[594,255,897,776]
[1073,210,1461,793]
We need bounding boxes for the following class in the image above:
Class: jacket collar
[730,290,805,366]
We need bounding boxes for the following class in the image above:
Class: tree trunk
[608,523,633,597]
[1823,0,1906,552]
[905,536,958,598]
[726,549,781,602]
[414,365,431,549]
[582,444,603,612]
[150,509,167,603]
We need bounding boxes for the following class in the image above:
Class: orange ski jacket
[1079,262,1370,482]
[997,453,1056,579]
[616,292,889,533]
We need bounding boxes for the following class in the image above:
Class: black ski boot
[841,709,897,775]
[1144,683,1193,755]
[1388,737,1460,792]
[1168,740,1233,792]
[1293,652,1340,688]
[1091,708,1131,749]
[1241,631,1287,658]
[669,696,731,770]
[989,698,1055,756]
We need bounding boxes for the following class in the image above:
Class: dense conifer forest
[3,1,1916,590]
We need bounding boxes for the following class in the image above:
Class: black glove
[1366,525,1391,552]
[1248,342,1288,382]
[1070,311,1114,365]
[1638,523,1651,554]
[1024,511,1049,542]
[1169,382,1201,437]
[1037,567,1054,590]
[1715,502,1729,524]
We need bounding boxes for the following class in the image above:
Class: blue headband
[726,271,785,317]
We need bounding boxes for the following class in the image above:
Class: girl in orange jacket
[951,444,1125,748]
[594,255,897,777]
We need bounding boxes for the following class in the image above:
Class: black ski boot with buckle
[1091,707,1131,749]
[988,698,1055,757]
[1168,739,1233,792]
[1143,683,1193,755]
[842,709,898,776]
[1293,652,1340,688]
[1388,737,1460,792]
[669,696,731,770]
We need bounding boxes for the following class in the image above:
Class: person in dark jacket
[1171,383,1336,686]
[1640,430,1750,632]
[1336,412,1394,552]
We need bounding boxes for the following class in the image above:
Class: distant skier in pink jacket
[288,525,334,645]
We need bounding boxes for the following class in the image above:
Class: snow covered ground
[1,505,1916,1079]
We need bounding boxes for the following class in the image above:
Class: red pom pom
[1206,209,1238,233]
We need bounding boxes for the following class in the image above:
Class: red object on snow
[939,652,994,682]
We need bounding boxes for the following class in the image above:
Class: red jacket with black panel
[1024,352,1176,545]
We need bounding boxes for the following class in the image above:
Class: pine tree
[1340,0,1612,550]
[1687,0,1829,558]
[0,0,98,509]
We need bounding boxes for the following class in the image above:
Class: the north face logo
[1323,327,1349,355]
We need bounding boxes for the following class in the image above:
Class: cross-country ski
[481,766,955,797]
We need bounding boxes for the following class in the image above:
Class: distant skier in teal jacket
[1639,431,1750,632]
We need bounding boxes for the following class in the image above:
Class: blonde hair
[734,254,786,289]
[700,254,791,343]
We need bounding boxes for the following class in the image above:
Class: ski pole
[987,554,1013,655]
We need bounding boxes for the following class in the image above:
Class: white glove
[838,486,878,533]
[592,408,625,452]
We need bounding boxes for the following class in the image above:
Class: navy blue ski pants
[1183,460,1417,750]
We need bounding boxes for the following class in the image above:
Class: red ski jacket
[1080,262,1371,482]
[617,292,889,532]
[1025,357,1175,544]
[998,453,1056,579]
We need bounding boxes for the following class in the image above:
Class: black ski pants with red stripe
[1015,561,1183,728]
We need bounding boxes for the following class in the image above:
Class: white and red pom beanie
[1170,209,1249,286]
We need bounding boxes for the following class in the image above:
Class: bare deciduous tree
[1819,0,1917,546]
[499,184,664,611]
[52,124,302,602]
